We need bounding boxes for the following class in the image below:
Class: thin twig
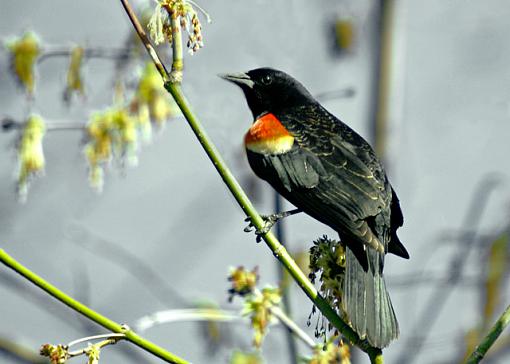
[135,306,316,350]
[0,249,189,364]
[466,304,510,364]
[119,0,169,82]
[119,1,383,362]
[68,336,122,358]
[67,333,126,348]
[135,308,242,332]
[186,0,212,23]
[271,306,316,349]
[37,46,133,64]
[46,124,84,131]
[1,118,84,132]
[252,287,316,349]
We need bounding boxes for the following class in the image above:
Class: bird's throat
[244,113,295,155]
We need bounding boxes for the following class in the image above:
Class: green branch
[135,307,316,349]
[119,1,383,362]
[169,13,183,83]
[0,249,189,364]
[465,303,510,364]
[165,82,381,357]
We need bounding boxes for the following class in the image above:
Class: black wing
[275,104,396,253]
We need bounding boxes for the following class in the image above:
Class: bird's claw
[244,214,278,242]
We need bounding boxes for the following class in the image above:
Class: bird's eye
[261,74,272,85]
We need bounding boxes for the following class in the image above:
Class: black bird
[221,68,409,348]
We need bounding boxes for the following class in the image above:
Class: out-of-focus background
[1,1,509,363]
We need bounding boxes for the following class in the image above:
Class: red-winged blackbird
[221,68,409,348]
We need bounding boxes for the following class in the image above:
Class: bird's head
[220,68,315,118]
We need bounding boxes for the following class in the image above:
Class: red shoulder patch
[244,113,295,155]
[244,113,292,145]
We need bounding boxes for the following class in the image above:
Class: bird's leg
[244,208,302,241]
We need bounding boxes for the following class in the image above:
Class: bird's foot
[244,209,301,242]
[244,214,279,242]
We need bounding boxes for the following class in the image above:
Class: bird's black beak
[219,72,254,89]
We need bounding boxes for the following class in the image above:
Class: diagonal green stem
[0,249,189,364]
[169,13,183,83]
[465,303,510,364]
[165,83,380,356]
[274,193,300,364]
[120,1,383,362]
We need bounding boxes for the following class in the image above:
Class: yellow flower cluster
[227,267,282,348]
[148,0,209,54]
[334,19,355,52]
[308,236,348,336]
[85,63,179,191]
[17,115,45,200]
[40,344,69,364]
[307,339,351,364]
[229,350,263,364]
[86,343,101,364]
[84,108,137,192]
[6,31,40,95]
[40,342,103,364]
[130,62,180,140]
[63,46,85,103]
[242,287,281,348]
[227,266,259,301]
[185,12,204,54]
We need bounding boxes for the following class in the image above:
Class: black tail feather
[344,246,399,348]
[388,233,410,259]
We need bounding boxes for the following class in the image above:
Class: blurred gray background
[1,1,510,363]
